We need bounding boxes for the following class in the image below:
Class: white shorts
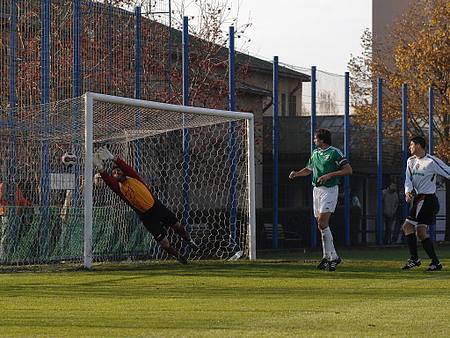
[313,185,339,217]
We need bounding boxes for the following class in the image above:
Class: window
[289,95,297,116]
[281,93,286,115]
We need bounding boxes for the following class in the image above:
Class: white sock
[321,227,338,260]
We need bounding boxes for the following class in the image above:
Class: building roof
[168,23,310,83]
[236,52,310,82]
[237,83,273,97]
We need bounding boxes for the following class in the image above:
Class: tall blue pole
[401,84,409,227]
[428,87,434,155]
[134,6,142,172]
[72,0,82,209]
[182,16,190,229]
[344,72,351,246]
[7,0,17,204]
[376,78,384,245]
[73,0,81,98]
[428,86,435,241]
[6,0,18,257]
[107,2,113,93]
[310,66,317,248]
[228,26,238,250]
[272,56,279,249]
[8,0,17,110]
[41,0,50,105]
[134,6,142,99]
[40,0,51,256]
[167,0,173,98]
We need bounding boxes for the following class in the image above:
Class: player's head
[112,166,126,182]
[388,182,396,192]
[409,136,426,156]
[314,129,332,148]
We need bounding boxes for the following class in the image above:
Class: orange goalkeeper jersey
[100,157,156,214]
[118,177,154,213]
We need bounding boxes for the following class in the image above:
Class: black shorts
[406,193,439,226]
[139,199,178,242]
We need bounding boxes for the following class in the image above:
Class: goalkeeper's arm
[113,157,144,182]
[97,147,144,183]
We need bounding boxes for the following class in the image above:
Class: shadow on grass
[1,261,448,300]
[1,246,449,284]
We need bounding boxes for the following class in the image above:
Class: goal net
[0,93,255,267]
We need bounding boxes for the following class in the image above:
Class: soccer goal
[0,93,255,267]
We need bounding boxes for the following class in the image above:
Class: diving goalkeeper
[93,147,197,264]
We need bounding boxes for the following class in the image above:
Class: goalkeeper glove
[93,152,104,171]
[97,146,115,161]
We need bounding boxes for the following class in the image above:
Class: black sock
[406,233,418,260]
[421,238,439,264]
[172,224,191,242]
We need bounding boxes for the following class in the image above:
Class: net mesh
[0,95,250,265]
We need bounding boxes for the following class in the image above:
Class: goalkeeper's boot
[328,257,342,272]
[401,258,421,270]
[426,262,442,271]
[316,258,329,270]
[177,254,188,265]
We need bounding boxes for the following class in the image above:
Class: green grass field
[1,246,449,337]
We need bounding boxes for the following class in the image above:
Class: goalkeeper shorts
[139,199,178,242]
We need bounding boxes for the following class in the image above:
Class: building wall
[372,0,414,42]
[244,71,304,117]
[236,72,307,209]
[237,67,308,209]
[372,0,415,66]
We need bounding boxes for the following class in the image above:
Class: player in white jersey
[401,136,450,271]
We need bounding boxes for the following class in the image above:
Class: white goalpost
[83,93,256,267]
[0,93,255,267]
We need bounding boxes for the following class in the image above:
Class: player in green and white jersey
[289,129,352,271]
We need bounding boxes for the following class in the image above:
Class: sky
[232,0,372,75]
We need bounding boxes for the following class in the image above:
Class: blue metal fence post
[73,0,81,98]
[428,87,434,155]
[376,78,384,245]
[107,2,113,93]
[134,6,142,172]
[134,6,142,100]
[40,0,51,257]
[7,0,17,111]
[5,0,18,258]
[167,0,173,98]
[71,0,82,210]
[272,56,279,249]
[182,16,190,229]
[428,86,435,241]
[310,66,317,248]
[401,84,409,228]
[41,0,50,110]
[344,72,351,246]
[228,26,238,250]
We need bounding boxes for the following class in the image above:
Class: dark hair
[410,136,426,149]
[315,128,332,145]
